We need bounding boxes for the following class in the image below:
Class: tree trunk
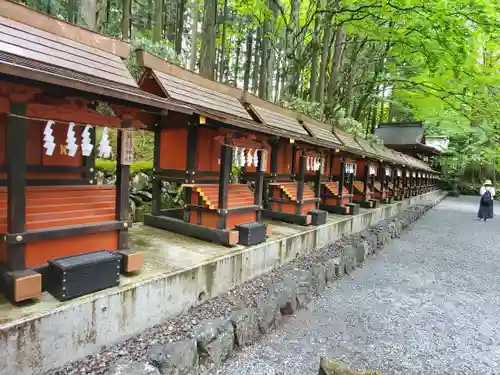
[164,0,179,45]
[258,14,270,99]
[282,0,300,98]
[234,39,242,86]
[121,0,131,39]
[315,13,332,103]
[147,0,153,29]
[344,39,362,118]
[274,36,283,101]
[218,0,229,82]
[251,27,262,93]
[309,9,320,100]
[175,0,186,55]
[68,0,79,24]
[153,0,163,42]
[199,0,217,79]
[189,0,199,71]
[95,0,108,33]
[243,29,253,91]
[326,26,345,103]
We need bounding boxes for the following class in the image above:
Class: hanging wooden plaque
[121,129,134,166]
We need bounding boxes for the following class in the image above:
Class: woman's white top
[480,186,496,196]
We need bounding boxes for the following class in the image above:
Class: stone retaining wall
[104,203,437,375]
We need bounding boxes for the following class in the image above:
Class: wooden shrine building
[239,93,329,226]
[0,1,190,302]
[374,122,442,160]
[136,50,277,246]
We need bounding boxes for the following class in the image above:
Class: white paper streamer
[66,122,78,157]
[239,148,246,167]
[253,150,259,167]
[81,125,94,157]
[233,147,239,167]
[99,127,112,159]
[43,120,56,156]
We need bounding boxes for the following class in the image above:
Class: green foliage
[95,159,153,175]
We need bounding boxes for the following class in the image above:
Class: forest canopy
[15,0,500,177]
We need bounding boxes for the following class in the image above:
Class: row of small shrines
[0,101,440,307]
[0,0,438,305]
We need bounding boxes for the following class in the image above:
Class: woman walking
[478,179,495,221]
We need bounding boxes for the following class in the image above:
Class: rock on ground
[105,359,161,375]
[218,197,500,375]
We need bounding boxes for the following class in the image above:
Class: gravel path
[218,196,500,375]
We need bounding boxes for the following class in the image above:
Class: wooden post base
[117,250,144,274]
[262,210,312,226]
[307,210,328,225]
[345,203,360,215]
[144,214,239,246]
[319,203,350,215]
[235,222,267,246]
[2,269,42,303]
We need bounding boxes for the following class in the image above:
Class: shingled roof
[374,122,441,156]
[0,0,190,112]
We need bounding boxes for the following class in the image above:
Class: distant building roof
[374,121,443,156]
[374,122,425,146]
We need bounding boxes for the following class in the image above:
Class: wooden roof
[136,49,252,121]
[0,1,190,112]
[332,128,364,152]
[242,92,310,137]
[298,114,342,148]
[354,136,382,159]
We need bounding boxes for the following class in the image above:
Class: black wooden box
[235,222,266,246]
[308,210,328,225]
[47,250,121,301]
[346,203,360,215]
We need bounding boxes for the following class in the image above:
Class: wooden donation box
[47,250,120,301]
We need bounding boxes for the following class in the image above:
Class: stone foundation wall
[104,203,438,375]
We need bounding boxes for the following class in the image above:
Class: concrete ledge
[0,190,446,375]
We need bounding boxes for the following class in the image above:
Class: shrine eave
[0,55,193,114]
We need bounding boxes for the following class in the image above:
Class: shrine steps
[264,182,324,226]
[352,181,379,209]
[319,182,358,216]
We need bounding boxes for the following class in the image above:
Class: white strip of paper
[99,127,112,159]
[81,125,94,157]
[66,122,78,157]
[43,120,56,156]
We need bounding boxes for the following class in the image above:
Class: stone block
[324,259,337,283]
[332,257,345,278]
[230,309,260,347]
[256,295,282,333]
[148,339,198,375]
[355,241,370,264]
[311,263,327,293]
[318,357,358,375]
[106,359,161,375]
[194,318,234,373]
[267,279,298,315]
[286,269,313,307]
[341,246,357,273]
